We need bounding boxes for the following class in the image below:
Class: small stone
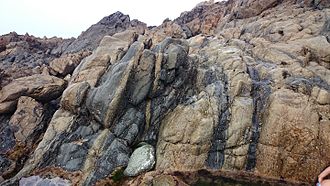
[317,89,330,105]
[124,144,155,176]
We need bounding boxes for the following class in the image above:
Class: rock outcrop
[0,0,329,185]
[0,32,70,87]
[63,12,147,54]
[49,51,91,76]
[0,74,66,114]
[0,12,146,88]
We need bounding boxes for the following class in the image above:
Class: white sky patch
[0,0,219,38]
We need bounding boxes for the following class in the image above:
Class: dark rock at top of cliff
[0,32,65,62]
[63,11,147,54]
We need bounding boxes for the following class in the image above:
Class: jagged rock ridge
[0,0,329,185]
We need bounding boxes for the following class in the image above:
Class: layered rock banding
[0,0,329,185]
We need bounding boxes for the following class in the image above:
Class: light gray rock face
[83,132,131,185]
[19,176,70,186]
[124,144,155,176]
[126,50,156,105]
[86,41,144,128]
[112,108,144,145]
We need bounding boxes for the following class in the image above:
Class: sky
[0,0,216,39]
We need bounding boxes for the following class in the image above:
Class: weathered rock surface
[0,32,72,87]
[0,96,57,180]
[10,96,45,145]
[85,41,144,127]
[70,30,139,87]
[49,51,91,76]
[0,12,145,89]
[124,144,155,176]
[156,90,219,171]
[1,34,197,185]
[19,176,70,186]
[0,74,66,114]
[1,0,329,185]
[63,11,147,54]
[60,81,90,114]
[124,169,310,186]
